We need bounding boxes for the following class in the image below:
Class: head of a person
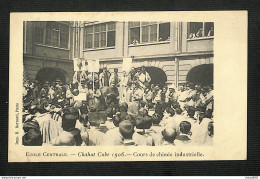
[56,79,62,86]
[179,121,191,134]
[135,116,144,129]
[61,107,79,131]
[139,108,148,117]
[208,122,214,136]
[187,106,195,118]
[139,100,146,108]
[125,114,136,126]
[119,120,135,140]
[152,113,163,125]
[114,68,118,73]
[119,102,128,112]
[79,105,88,115]
[103,67,107,71]
[79,113,88,127]
[23,120,40,133]
[72,89,79,96]
[28,105,39,115]
[81,80,86,87]
[162,86,168,92]
[45,81,50,87]
[22,128,43,146]
[164,108,175,117]
[175,108,183,115]
[195,85,202,92]
[169,86,175,92]
[89,120,100,127]
[143,115,153,129]
[112,114,122,127]
[110,82,115,87]
[162,128,177,143]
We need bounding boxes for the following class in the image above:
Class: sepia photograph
[22,21,214,147]
[9,12,247,162]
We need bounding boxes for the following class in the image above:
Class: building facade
[24,21,213,87]
[23,21,74,83]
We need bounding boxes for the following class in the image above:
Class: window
[129,22,170,45]
[34,21,70,49]
[188,22,214,39]
[84,22,116,49]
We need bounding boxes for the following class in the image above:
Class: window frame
[187,22,214,41]
[84,22,116,50]
[34,21,70,50]
[128,22,171,45]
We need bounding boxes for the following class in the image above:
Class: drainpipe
[175,57,179,88]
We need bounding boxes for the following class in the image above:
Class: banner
[87,59,99,72]
[73,58,82,71]
[123,57,132,73]
[81,58,88,71]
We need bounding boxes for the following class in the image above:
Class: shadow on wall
[186,64,213,87]
[136,66,167,86]
[36,67,68,84]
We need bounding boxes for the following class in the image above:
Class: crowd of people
[22,66,214,146]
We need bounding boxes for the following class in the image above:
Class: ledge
[128,41,170,47]
[187,36,214,41]
[83,46,115,52]
[35,44,70,51]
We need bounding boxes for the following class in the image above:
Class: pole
[92,72,95,94]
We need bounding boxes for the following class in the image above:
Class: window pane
[94,24,100,32]
[108,22,116,31]
[94,33,99,48]
[188,22,203,38]
[85,34,93,48]
[107,31,115,47]
[85,26,93,34]
[51,27,59,46]
[100,23,106,31]
[205,22,214,36]
[142,26,149,43]
[101,32,106,47]
[52,23,59,31]
[159,23,170,41]
[45,22,52,45]
[60,32,68,48]
[60,24,69,33]
[150,24,157,42]
[129,22,140,27]
[129,27,140,44]
[35,22,45,44]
